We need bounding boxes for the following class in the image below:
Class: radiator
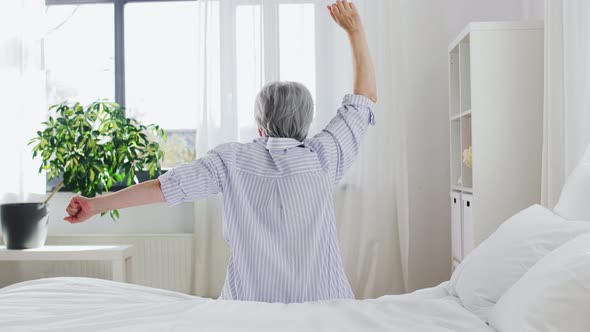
[0,234,194,294]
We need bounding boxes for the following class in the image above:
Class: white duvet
[0,277,491,332]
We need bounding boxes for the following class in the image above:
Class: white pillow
[553,144,590,221]
[449,205,590,322]
[489,232,590,332]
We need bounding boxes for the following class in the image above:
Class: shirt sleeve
[308,94,376,185]
[158,150,226,207]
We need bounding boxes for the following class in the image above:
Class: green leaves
[32,100,166,221]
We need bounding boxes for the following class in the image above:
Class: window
[279,4,316,102]
[44,0,199,170]
[45,4,115,105]
[125,1,199,168]
[236,5,263,142]
[233,2,316,142]
[44,0,317,172]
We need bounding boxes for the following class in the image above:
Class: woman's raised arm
[328,0,377,102]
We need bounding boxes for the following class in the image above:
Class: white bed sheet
[0,277,492,332]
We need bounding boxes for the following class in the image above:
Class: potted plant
[0,101,165,249]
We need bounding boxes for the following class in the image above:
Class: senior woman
[65,0,376,303]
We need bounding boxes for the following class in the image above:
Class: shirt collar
[255,137,305,150]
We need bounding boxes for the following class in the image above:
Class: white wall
[522,0,545,19]
[402,0,542,291]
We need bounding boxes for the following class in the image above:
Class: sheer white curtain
[542,0,590,207]
[191,0,408,299]
[0,0,46,204]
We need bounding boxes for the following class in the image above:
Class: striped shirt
[159,94,375,303]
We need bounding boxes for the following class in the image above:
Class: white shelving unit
[448,21,544,269]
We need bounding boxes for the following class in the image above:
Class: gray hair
[254,81,314,142]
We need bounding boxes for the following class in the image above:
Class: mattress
[0,277,492,332]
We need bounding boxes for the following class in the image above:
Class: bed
[3,148,590,332]
[3,205,590,332]
[0,277,491,332]
[2,208,590,332]
[2,207,590,332]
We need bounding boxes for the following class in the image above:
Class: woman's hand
[64,196,98,224]
[327,0,362,34]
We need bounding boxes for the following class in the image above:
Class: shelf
[450,121,461,189]
[459,41,471,113]
[452,186,473,193]
[461,119,472,189]
[449,52,460,117]
[450,110,472,121]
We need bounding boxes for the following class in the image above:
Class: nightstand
[0,245,134,282]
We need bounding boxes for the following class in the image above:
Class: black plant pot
[1,203,49,249]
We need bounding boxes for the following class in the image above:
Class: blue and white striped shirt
[159,94,375,303]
